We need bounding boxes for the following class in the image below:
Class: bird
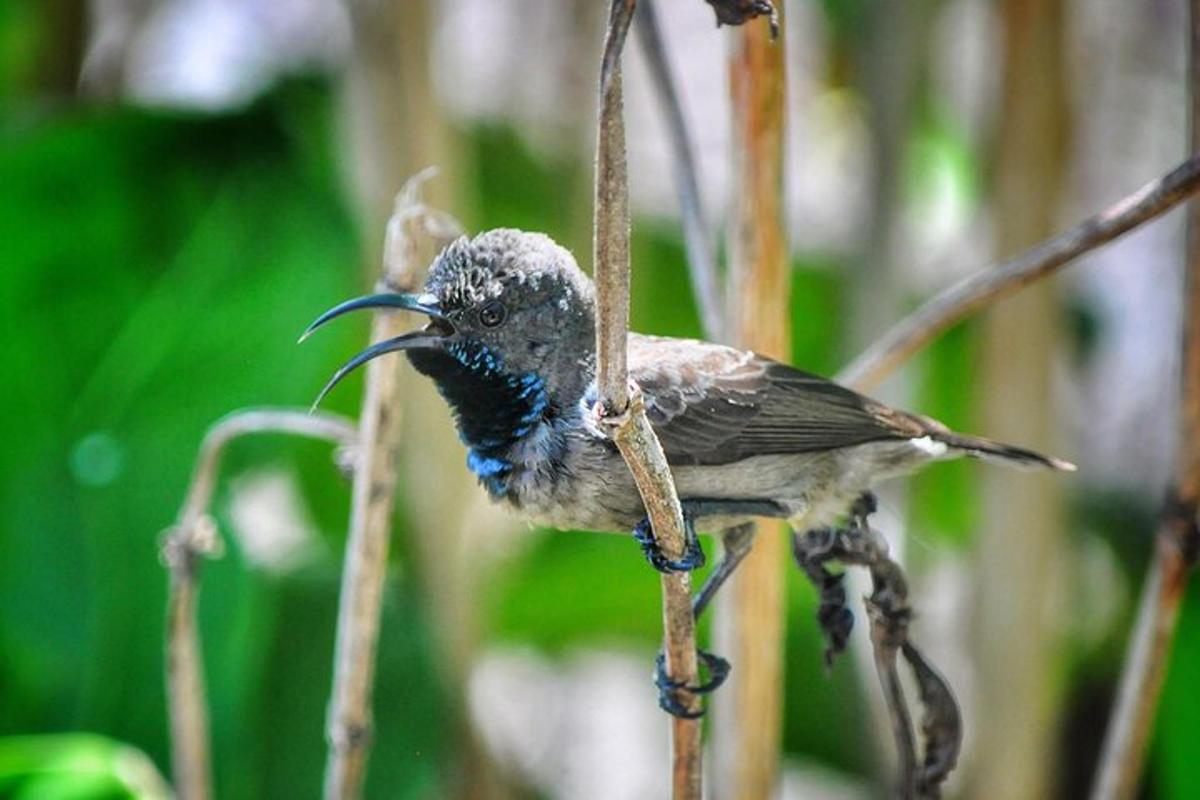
[302,227,1074,715]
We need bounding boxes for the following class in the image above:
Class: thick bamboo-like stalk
[712,7,790,799]
[1090,1,1200,795]
[593,2,703,797]
[163,409,358,800]
[970,1,1069,797]
[323,181,458,800]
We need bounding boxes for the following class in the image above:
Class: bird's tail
[934,430,1076,472]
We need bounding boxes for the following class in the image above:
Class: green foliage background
[2,19,1199,800]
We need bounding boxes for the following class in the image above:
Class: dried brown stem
[838,154,1200,392]
[1091,528,1197,800]
[593,2,703,797]
[863,557,918,798]
[595,0,637,408]
[635,0,724,341]
[323,176,460,800]
[1089,5,1200,796]
[792,519,961,799]
[163,408,358,800]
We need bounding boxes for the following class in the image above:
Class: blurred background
[1,0,1197,797]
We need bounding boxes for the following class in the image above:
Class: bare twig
[593,2,704,797]
[711,6,790,798]
[635,0,724,341]
[1090,6,1200,796]
[838,154,1200,392]
[323,175,460,800]
[162,408,358,800]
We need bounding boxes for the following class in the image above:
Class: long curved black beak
[298,292,446,342]
[301,292,450,410]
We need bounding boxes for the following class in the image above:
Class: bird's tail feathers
[934,431,1076,472]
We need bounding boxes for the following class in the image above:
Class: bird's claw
[653,649,731,718]
[632,516,706,573]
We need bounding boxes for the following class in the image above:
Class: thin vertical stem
[593,2,704,797]
[1090,2,1200,795]
[594,0,635,408]
[636,0,724,341]
[323,180,458,800]
[165,558,212,800]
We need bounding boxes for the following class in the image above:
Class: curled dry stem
[163,408,358,800]
[792,513,962,799]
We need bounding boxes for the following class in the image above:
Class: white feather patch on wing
[910,435,949,457]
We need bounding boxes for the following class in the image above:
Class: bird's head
[304,229,597,411]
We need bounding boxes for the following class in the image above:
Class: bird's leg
[633,507,710,716]
[644,500,786,717]
[651,523,754,717]
[692,522,756,620]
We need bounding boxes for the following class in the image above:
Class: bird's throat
[407,342,555,499]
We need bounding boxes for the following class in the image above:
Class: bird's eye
[479,300,506,327]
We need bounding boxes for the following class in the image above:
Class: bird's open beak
[300,292,451,409]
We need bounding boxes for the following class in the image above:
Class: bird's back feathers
[629,334,1073,472]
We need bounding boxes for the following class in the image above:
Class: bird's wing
[628,334,924,466]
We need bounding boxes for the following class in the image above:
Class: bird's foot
[632,514,706,573]
[653,649,731,718]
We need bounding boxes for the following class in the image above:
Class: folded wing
[628,334,922,467]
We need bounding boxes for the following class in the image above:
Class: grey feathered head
[304,228,598,407]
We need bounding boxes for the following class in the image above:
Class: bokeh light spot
[70,431,126,487]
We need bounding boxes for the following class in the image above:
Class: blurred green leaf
[1153,581,1200,799]
[0,734,169,800]
[0,83,453,798]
